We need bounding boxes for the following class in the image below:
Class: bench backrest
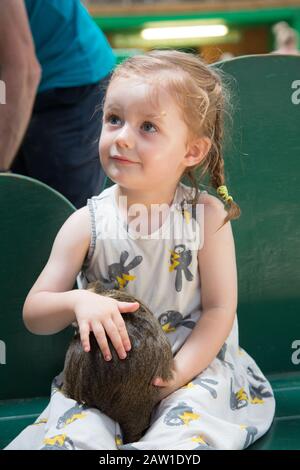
[214,55,300,374]
[0,175,75,399]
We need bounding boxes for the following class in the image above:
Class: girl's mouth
[111,156,138,164]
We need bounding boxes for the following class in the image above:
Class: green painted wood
[249,416,300,450]
[93,7,300,31]
[0,397,49,449]
[268,372,300,418]
[212,55,300,375]
[0,175,75,400]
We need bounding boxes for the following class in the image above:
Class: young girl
[6,50,275,450]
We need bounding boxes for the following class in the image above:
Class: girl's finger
[78,321,90,353]
[152,377,164,386]
[117,301,139,313]
[104,318,127,360]
[112,315,131,351]
[91,322,112,361]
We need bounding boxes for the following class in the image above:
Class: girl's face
[99,76,191,192]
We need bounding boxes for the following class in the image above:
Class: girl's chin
[110,175,147,190]
[105,165,136,183]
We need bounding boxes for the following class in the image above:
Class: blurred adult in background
[272,21,300,56]
[0,0,115,208]
[219,52,235,62]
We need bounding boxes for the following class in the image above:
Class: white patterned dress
[6,182,275,450]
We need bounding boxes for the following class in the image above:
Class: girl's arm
[23,207,91,334]
[174,193,238,387]
[154,193,238,396]
[23,207,139,360]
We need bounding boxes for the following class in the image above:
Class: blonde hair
[107,49,241,227]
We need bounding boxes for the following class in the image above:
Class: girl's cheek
[99,137,108,155]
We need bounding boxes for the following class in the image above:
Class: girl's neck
[115,183,180,235]
[116,184,179,211]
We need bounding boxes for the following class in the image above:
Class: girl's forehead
[105,76,177,116]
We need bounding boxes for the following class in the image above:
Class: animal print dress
[6,182,275,450]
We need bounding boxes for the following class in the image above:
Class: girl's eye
[142,121,157,133]
[106,114,122,126]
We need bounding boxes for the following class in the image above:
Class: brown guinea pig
[62,281,174,444]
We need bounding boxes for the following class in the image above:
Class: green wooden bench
[0,54,299,450]
[212,54,300,449]
[0,174,75,448]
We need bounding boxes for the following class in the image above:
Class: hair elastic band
[217,185,233,203]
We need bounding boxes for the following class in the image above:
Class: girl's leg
[118,361,275,451]
[6,384,119,450]
[39,390,119,450]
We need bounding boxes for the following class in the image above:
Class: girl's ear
[184,137,212,168]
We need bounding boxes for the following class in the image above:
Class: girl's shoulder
[198,192,229,236]
[61,206,92,248]
[68,205,91,225]
[198,190,225,211]
[179,183,228,235]
[198,193,232,243]
[179,182,225,212]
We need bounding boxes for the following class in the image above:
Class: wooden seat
[0,174,75,448]
[216,54,300,449]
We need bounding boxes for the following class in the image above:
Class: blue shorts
[11,76,110,208]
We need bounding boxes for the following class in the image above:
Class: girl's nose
[115,125,134,149]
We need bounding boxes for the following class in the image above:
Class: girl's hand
[73,290,139,361]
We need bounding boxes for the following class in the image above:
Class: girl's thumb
[118,301,139,312]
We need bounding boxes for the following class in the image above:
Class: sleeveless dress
[6,183,275,450]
